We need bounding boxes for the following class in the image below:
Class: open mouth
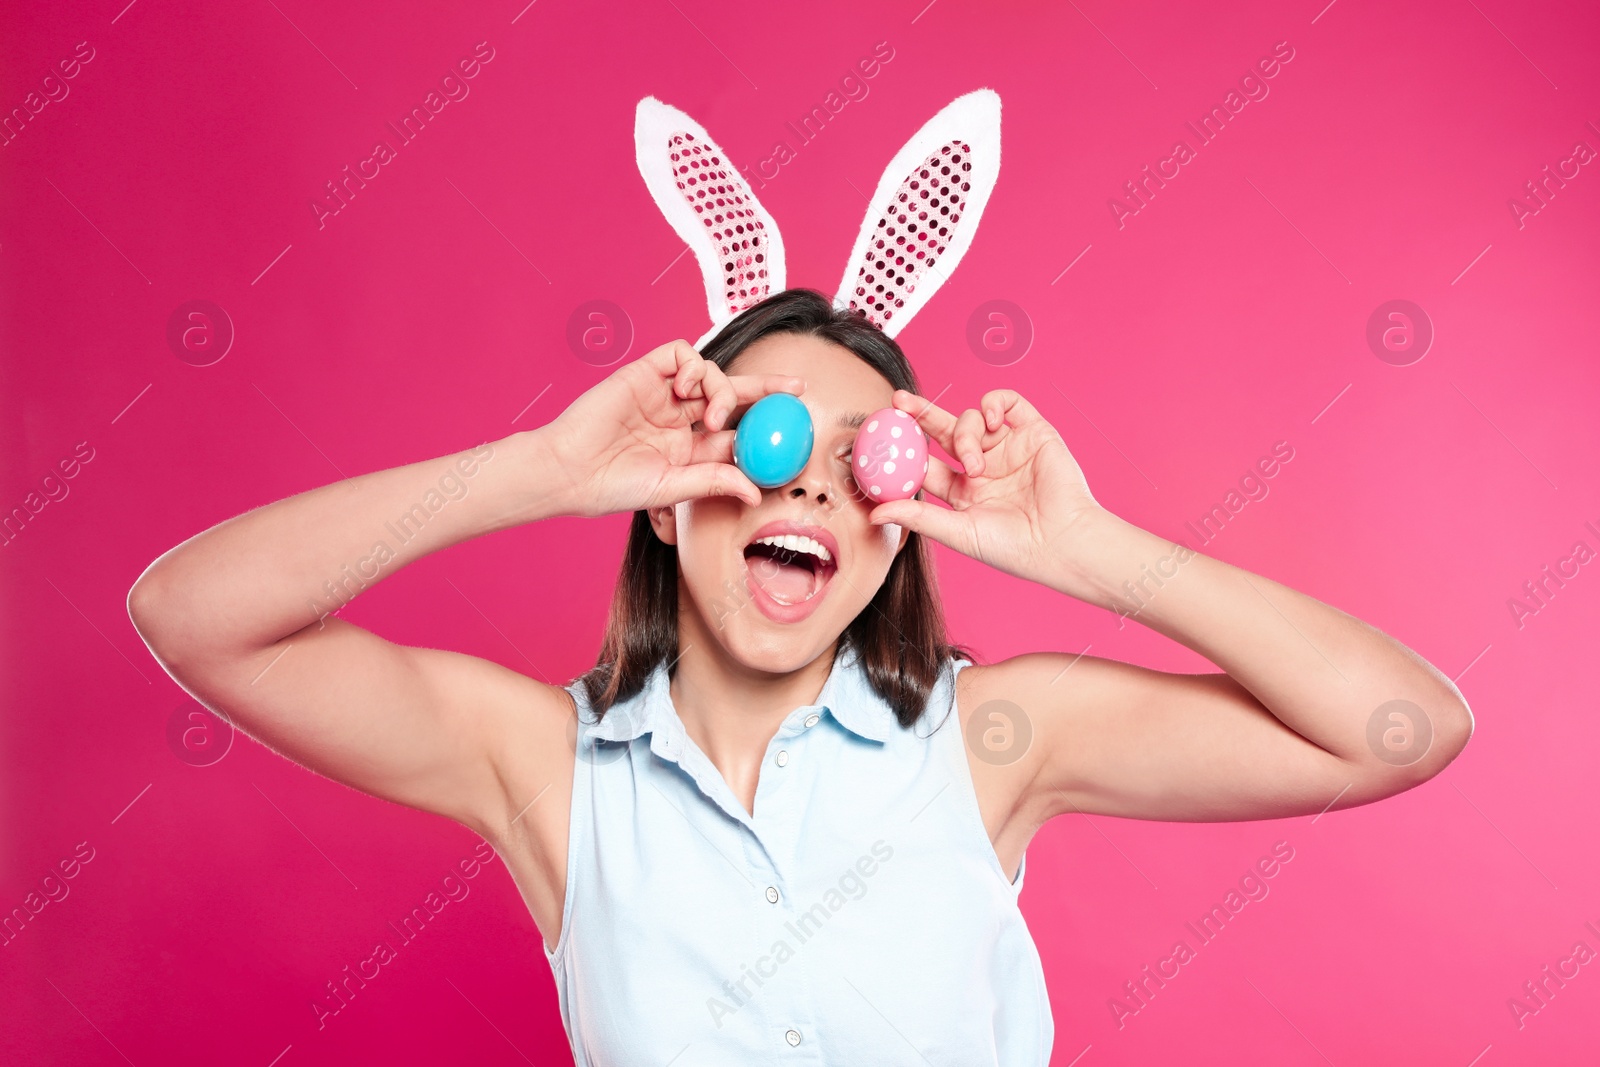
[742,531,838,609]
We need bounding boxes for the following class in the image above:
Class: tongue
[749,557,814,606]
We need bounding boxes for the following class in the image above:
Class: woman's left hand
[867,388,1106,589]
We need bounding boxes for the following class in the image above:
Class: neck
[668,605,838,763]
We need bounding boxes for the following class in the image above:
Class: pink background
[5,0,1599,1063]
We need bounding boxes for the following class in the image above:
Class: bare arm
[869,388,1473,834]
[126,428,579,837]
[961,512,1473,826]
[126,340,798,849]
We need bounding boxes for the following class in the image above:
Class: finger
[868,496,971,553]
[980,388,1042,431]
[966,393,1016,448]
[679,396,710,426]
[974,420,1011,455]
[673,353,709,402]
[644,340,705,400]
[727,373,806,405]
[643,338,699,377]
[699,362,739,431]
[919,454,959,502]
[657,462,762,508]
[891,389,1008,466]
[892,389,960,454]
[688,429,737,464]
[952,408,989,476]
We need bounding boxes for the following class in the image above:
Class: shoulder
[951,651,1143,828]
[474,668,581,953]
[474,665,578,851]
[955,651,1136,721]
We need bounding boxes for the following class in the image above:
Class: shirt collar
[588,645,895,745]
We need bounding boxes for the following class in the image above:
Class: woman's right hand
[541,338,804,517]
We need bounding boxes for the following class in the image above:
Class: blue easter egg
[734,393,814,489]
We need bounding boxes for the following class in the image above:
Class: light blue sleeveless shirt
[544,649,1054,1065]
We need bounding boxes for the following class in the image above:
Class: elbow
[1422,695,1474,776]
[127,562,190,667]
[1368,690,1474,793]
[1423,673,1476,771]
[127,566,164,641]
[1446,693,1475,763]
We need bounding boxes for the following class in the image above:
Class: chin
[719,627,840,676]
[689,577,855,677]
[672,500,899,679]
[682,553,875,679]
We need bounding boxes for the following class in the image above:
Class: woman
[128,288,1473,1065]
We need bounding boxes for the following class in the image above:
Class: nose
[781,447,835,514]
[785,469,830,506]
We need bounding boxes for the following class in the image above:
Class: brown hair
[577,288,969,729]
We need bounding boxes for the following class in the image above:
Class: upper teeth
[753,534,832,563]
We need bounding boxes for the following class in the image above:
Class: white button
[765,886,780,903]
[775,750,789,767]
[804,714,820,728]
[785,1029,802,1046]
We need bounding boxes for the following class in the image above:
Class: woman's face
[650,333,908,674]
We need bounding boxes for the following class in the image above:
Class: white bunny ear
[834,88,1001,339]
[635,96,787,349]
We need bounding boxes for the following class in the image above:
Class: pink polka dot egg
[852,407,928,503]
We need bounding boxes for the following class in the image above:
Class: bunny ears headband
[634,88,1002,349]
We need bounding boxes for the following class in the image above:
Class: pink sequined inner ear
[669,131,771,315]
[846,140,973,329]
